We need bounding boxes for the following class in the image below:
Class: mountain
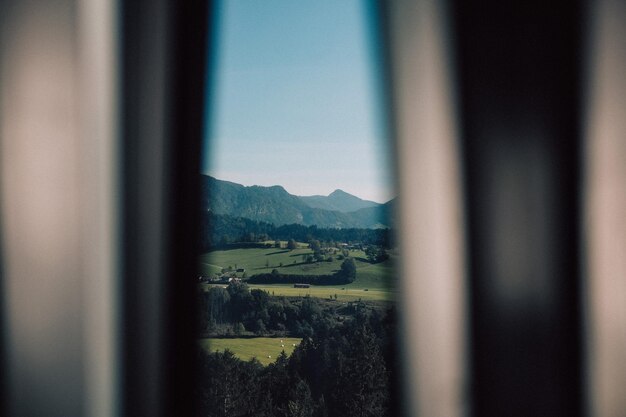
[349,199,395,229]
[298,189,379,213]
[201,175,392,229]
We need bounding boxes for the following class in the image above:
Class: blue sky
[203,0,393,203]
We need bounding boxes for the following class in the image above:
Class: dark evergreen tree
[196,350,263,417]
[287,380,314,417]
[339,258,357,283]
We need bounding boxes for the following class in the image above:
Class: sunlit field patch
[199,337,302,366]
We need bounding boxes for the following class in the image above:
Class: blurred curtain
[384,0,626,416]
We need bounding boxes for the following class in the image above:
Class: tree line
[200,212,393,252]
[199,280,359,338]
[247,258,357,286]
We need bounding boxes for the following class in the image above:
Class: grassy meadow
[245,284,390,301]
[200,247,339,276]
[199,337,302,366]
[199,245,396,301]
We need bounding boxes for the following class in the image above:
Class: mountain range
[298,189,379,213]
[201,175,393,229]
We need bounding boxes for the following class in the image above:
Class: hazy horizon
[203,0,394,203]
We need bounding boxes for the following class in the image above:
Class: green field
[200,246,394,286]
[246,284,390,301]
[200,247,344,277]
[199,337,302,366]
[200,246,396,301]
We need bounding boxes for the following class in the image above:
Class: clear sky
[203,0,393,203]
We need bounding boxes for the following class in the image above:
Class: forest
[200,212,393,252]
[198,280,378,338]
[196,282,399,417]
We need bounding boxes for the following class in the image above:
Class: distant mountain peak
[329,189,349,196]
[251,184,288,193]
[300,187,380,214]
